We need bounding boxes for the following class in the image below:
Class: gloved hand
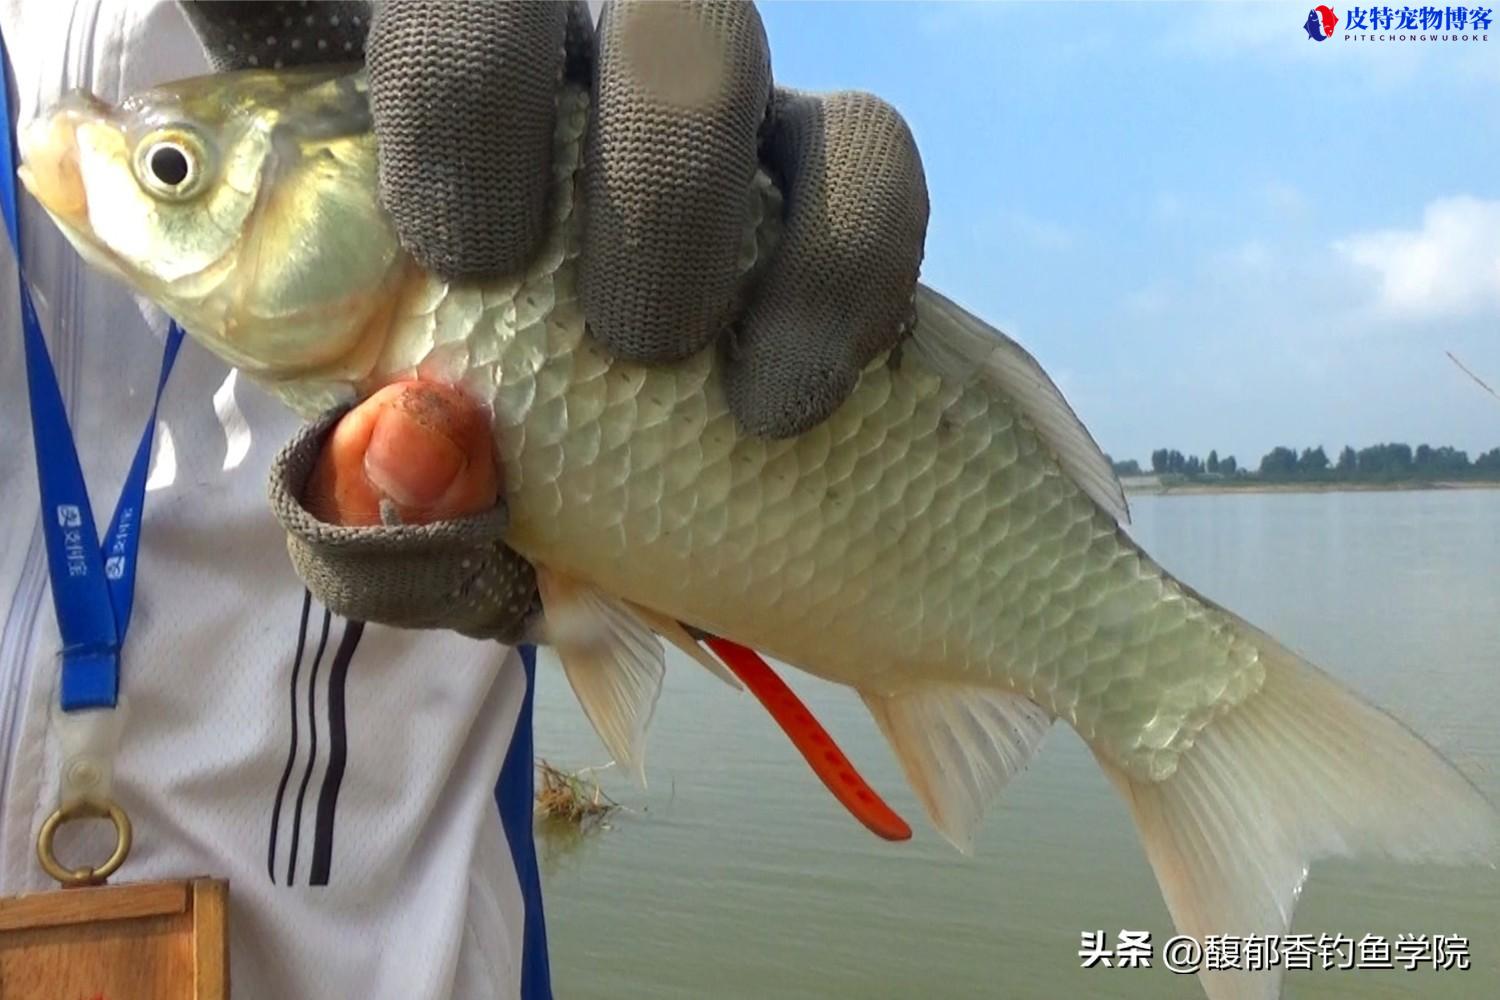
[267,392,540,645]
[183,0,929,638]
[584,2,930,437]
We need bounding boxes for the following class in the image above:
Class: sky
[755,1,1500,467]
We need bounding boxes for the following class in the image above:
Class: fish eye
[149,144,189,186]
[134,130,208,200]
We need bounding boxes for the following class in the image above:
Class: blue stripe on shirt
[495,644,552,999]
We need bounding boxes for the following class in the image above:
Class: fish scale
[320,86,1265,783]
[24,68,1498,999]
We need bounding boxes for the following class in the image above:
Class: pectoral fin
[862,684,1051,854]
[536,567,665,787]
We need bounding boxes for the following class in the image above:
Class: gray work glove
[585,1,930,437]
[184,0,928,637]
[267,411,542,645]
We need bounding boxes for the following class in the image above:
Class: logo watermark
[1303,5,1492,41]
[1305,5,1341,39]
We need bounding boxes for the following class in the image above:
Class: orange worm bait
[704,635,912,842]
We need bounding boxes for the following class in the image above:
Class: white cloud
[1102,192,1500,463]
[1335,196,1500,320]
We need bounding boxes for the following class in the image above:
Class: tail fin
[1095,624,1498,1000]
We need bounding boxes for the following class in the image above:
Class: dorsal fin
[907,285,1130,524]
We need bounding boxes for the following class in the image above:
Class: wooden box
[0,878,227,999]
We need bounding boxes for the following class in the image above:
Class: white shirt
[0,3,545,997]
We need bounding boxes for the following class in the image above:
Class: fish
[18,67,1497,1000]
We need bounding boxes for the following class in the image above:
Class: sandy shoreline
[1124,480,1500,497]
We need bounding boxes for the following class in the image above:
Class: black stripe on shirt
[285,605,333,885]
[267,590,314,884]
[309,620,363,885]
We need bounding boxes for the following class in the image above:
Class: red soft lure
[704,635,912,842]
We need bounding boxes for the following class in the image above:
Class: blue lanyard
[2,34,183,711]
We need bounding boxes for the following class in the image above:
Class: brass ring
[36,799,133,887]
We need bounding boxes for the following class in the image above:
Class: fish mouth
[16,92,105,225]
[17,93,137,283]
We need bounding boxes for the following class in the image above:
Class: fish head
[19,67,403,379]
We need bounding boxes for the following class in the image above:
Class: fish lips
[17,92,110,224]
[17,93,139,284]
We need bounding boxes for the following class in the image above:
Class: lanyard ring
[36,799,133,887]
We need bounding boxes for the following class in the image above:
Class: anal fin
[862,684,1051,854]
[536,566,665,787]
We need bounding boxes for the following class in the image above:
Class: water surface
[533,490,1500,998]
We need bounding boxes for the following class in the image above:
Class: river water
[532,490,1500,998]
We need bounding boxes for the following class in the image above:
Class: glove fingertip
[721,326,865,441]
[368,0,569,279]
[728,89,929,439]
[582,0,772,363]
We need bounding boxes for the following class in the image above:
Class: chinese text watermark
[1079,930,1471,974]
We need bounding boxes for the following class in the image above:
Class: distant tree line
[1107,443,1500,484]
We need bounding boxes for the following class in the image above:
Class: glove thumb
[304,382,499,527]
